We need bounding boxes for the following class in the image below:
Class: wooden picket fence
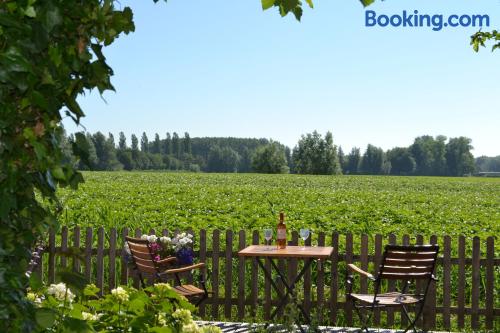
[34,227,499,331]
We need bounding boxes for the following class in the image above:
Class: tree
[131,134,139,152]
[445,137,475,176]
[338,146,347,174]
[141,132,149,153]
[152,133,161,154]
[292,131,341,175]
[387,147,416,175]
[345,147,361,174]
[117,150,134,171]
[184,132,192,155]
[360,144,385,174]
[476,156,500,172]
[164,132,172,155]
[207,146,240,172]
[118,132,127,150]
[172,132,181,158]
[91,132,122,170]
[252,142,289,174]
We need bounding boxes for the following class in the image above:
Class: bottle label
[277,229,286,240]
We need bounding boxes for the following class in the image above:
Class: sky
[64,0,500,157]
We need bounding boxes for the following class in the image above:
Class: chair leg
[353,302,371,333]
[402,303,424,333]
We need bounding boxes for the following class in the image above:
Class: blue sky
[64,0,500,156]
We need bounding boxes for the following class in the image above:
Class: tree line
[61,130,496,176]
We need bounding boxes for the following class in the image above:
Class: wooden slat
[360,234,369,294]
[423,235,437,330]
[199,229,207,317]
[415,234,424,328]
[108,228,117,291]
[84,227,92,283]
[72,227,81,273]
[386,251,437,260]
[345,233,353,326]
[288,231,299,299]
[330,232,339,324]
[237,230,246,320]
[96,227,104,296]
[277,250,286,317]
[120,228,129,285]
[48,228,56,284]
[485,236,494,330]
[224,230,233,319]
[211,230,220,320]
[386,234,396,327]
[442,235,451,329]
[304,233,312,314]
[61,226,68,269]
[250,231,259,317]
[471,236,480,330]
[457,235,465,329]
[373,234,382,325]
[400,234,410,329]
[264,244,271,321]
[317,232,326,322]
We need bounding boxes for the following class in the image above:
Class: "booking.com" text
[365,10,490,31]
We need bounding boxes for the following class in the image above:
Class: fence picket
[109,228,117,291]
[61,226,68,269]
[317,232,325,323]
[48,228,56,284]
[471,236,480,330]
[330,232,339,324]
[387,234,396,327]
[72,227,81,273]
[442,235,451,329]
[84,227,92,283]
[373,234,382,325]
[423,235,437,330]
[211,230,220,319]
[224,230,233,319]
[120,228,129,285]
[237,230,246,320]
[485,236,494,330]
[345,233,353,326]
[199,229,207,317]
[304,234,312,315]
[250,230,259,317]
[457,235,466,329]
[96,227,104,296]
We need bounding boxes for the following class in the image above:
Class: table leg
[255,257,313,332]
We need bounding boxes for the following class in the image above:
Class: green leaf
[35,308,56,329]
[261,0,275,10]
[25,6,36,18]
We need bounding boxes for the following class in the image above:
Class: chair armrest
[161,263,205,274]
[156,257,177,267]
[347,264,375,281]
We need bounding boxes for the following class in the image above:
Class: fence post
[61,226,68,269]
[48,228,56,284]
[224,230,233,319]
[72,226,81,273]
[442,235,451,330]
[345,233,353,326]
[317,232,326,322]
[457,235,466,329]
[330,232,339,325]
[199,229,207,317]
[120,228,129,285]
[423,235,437,330]
[373,234,382,326]
[250,230,259,317]
[96,227,104,296]
[471,236,480,330]
[84,227,93,284]
[485,236,494,330]
[108,228,117,291]
[386,234,396,327]
[237,230,246,320]
[211,230,220,320]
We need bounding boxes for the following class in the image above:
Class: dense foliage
[58,172,500,244]
[28,280,220,333]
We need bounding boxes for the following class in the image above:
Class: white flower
[47,283,75,303]
[159,236,171,244]
[27,292,36,302]
[157,312,167,326]
[181,323,200,333]
[140,235,148,240]
[172,308,194,325]
[111,286,129,303]
[147,235,158,243]
[82,312,100,321]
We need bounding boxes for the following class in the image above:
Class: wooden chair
[346,244,439,333]
[125,236,208,305]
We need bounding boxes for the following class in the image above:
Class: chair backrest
[378,244,439,281]
[125,236,159,276]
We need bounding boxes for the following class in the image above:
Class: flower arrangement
[27,280,221,332]
[124,232,195,266]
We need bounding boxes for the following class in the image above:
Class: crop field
[58,172,499,242]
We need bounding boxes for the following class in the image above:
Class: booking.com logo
[365,10,490,31]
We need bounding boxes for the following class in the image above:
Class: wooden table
[238,245,334,331]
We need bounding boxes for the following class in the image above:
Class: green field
[58,172,499,242]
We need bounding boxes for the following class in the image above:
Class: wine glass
[299,228,310,250]
[264,228,273,250]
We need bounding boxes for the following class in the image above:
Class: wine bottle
[277,212,287,249]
